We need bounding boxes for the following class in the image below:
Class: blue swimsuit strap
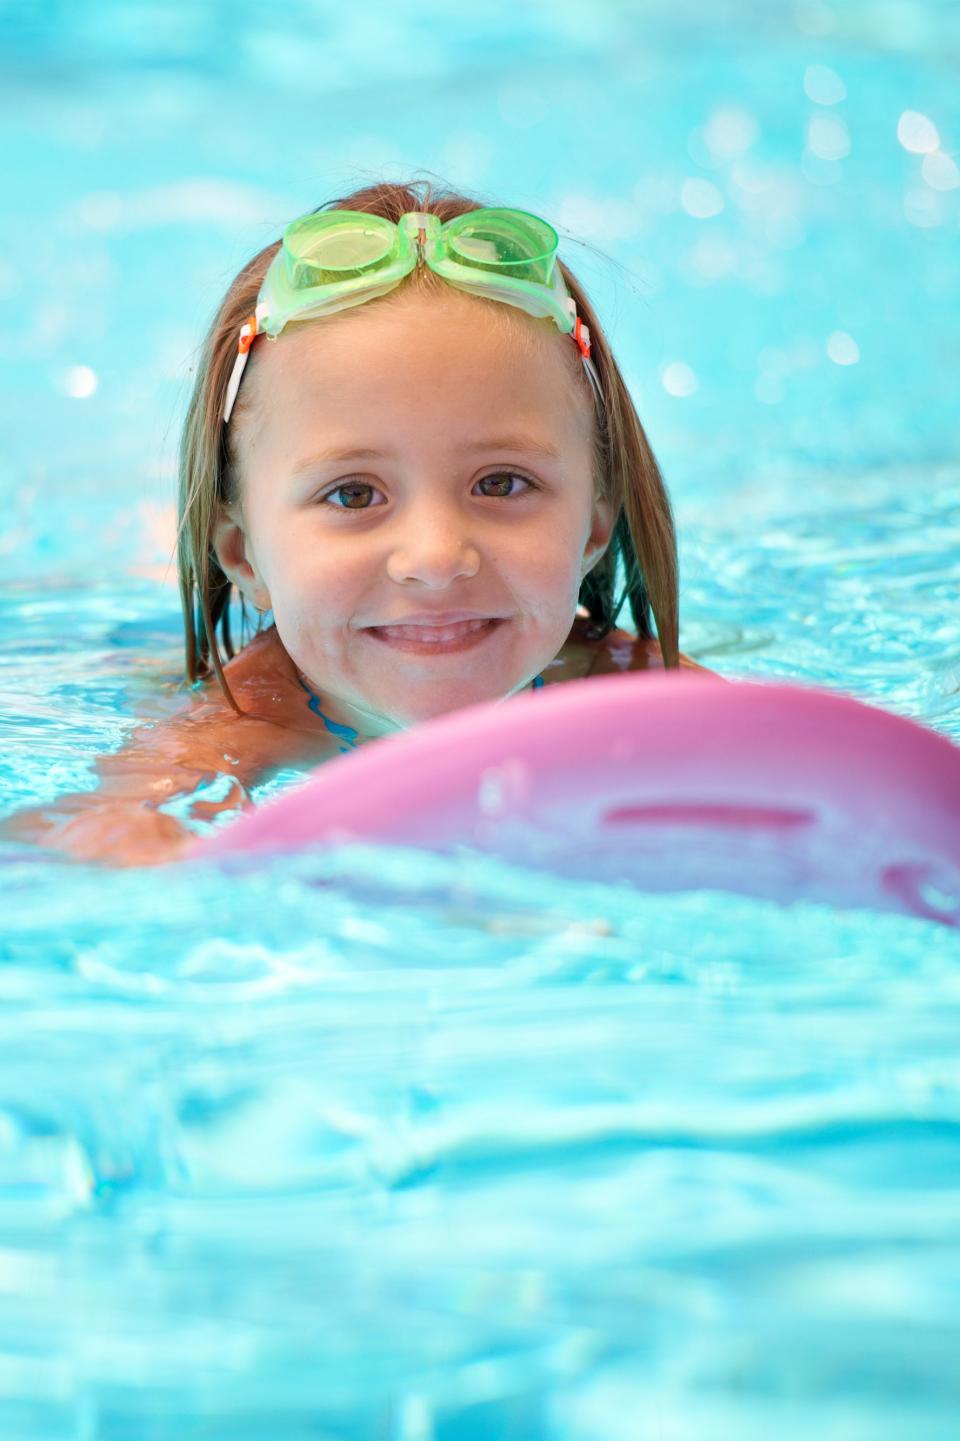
[296,674,362,754]
[297,671,545,752]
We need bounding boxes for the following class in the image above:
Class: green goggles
[222,206,602,422]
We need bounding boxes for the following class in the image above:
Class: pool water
[3,837,960,1439]
[2,2,959,1436]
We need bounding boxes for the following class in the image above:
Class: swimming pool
[2,2,959,1435]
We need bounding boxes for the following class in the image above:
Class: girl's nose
[385,514,481,587]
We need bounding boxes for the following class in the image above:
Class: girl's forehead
[255,286,581,399]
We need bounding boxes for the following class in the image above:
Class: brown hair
[178,177,679,710]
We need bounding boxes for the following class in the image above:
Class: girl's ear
[580,493,616,580]
[212,504,272,611]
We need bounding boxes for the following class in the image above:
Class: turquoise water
[2,2,959,1435]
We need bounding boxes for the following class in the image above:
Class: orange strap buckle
[238,314,259,355]
[573,315,591,361]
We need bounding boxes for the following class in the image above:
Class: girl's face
[217,285,614,733]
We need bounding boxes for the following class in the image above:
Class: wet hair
[178,177,679,710]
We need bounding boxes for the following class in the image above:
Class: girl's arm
[2,627,335,867]
[4,707,239,867]
[2,687,315,868]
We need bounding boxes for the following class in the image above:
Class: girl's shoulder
[546,615,713,684]
[217,625,339,756]
[147,626,332,778]
[221,625,322,726]
[221,624,290,694]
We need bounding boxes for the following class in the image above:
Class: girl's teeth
[379,619,493,643]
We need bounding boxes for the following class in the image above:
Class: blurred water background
[1,1,959,1436]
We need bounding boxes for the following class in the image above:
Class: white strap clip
[222,315,259,424]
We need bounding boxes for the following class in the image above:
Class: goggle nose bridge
[399,211,443,263]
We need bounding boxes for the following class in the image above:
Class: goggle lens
[283,213,397,288]
[445,209,558,285]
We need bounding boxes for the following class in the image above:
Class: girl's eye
[319,482,384,510]
[475,472,535,499]
[318,472,535,510]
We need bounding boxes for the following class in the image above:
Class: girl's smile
[364,615,504,653]
[215,283,614,736]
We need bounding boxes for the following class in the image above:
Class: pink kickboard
[195,675,960,925]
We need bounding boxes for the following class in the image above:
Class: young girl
[9,178,708,866]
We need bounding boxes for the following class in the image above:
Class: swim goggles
[222,207,603,422]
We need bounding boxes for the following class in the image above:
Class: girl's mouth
[365,618,503,655]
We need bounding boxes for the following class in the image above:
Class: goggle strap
[222,315,258,423]
[222,351,248,424]
[568,305,602,410]
[581,354,603,411]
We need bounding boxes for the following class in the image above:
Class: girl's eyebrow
[291,435,561,474]
[467,435,561,458]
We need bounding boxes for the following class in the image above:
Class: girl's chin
[383,678,524,728]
